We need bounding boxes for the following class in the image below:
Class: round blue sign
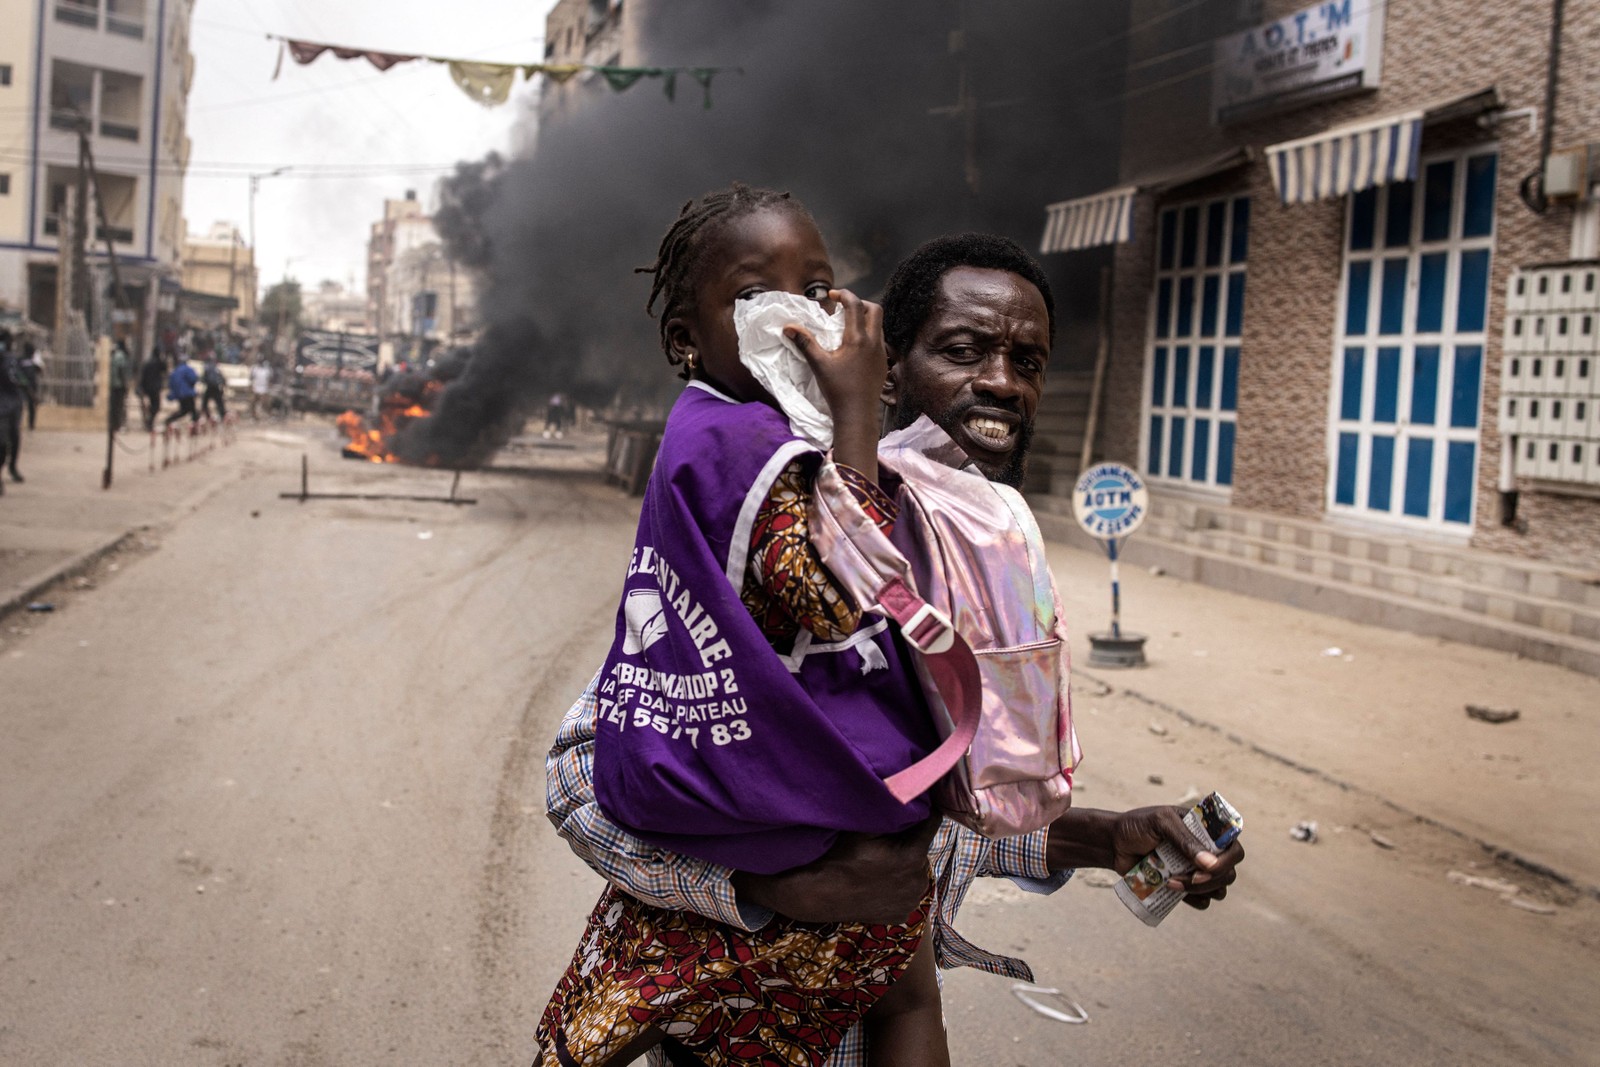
[1072,463,1149,540]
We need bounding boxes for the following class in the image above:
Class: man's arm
[1044,806,1244,906]
[546,671,772,931]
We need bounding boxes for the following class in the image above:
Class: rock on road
[1,429,1596,1066]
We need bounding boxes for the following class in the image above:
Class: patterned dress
[536,457,918,1066]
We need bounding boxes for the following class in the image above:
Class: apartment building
[365,190,475,351]
[537,0,642,127]
[0,0,194,357]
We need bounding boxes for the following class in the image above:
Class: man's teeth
[965,416,1014,444]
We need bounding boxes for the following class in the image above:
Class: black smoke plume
[396,1,1131,468]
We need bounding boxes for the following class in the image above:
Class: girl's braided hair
[636,183,811,376]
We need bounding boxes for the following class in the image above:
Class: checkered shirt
[545,673,1072,1067]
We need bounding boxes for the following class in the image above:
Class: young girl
[534,186,950,1066]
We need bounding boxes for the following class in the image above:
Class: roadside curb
[0,528,145,624]
[1079,667,1598,900]
[0,460,252,626]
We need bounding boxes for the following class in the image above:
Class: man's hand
[730,815,940,925]
[1107,805,1243,909]
[1047,806,1244,911]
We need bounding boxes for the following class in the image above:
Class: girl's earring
[685,350,698,372]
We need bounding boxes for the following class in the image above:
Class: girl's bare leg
[861,936,950,1066]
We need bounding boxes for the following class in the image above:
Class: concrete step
[1134,514,1600,643]
[1029,497,1600,677]
[1144,496,1600,612]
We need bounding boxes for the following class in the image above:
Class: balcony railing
[106,13,144,37]
[49,108,90,132]
[99,119,139,141]
[54,0,98,28]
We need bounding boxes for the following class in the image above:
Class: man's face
[883,266,1050,487]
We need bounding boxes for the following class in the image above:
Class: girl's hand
[784,289,886,482]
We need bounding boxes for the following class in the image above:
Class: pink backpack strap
[807,460,984,804]
[874,576,984,804]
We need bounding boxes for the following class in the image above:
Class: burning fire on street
[338,382,443,463]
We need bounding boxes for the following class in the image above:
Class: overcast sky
[184,0,558,296]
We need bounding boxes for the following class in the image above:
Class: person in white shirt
[249,361,272,419]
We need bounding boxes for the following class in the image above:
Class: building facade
[301,279,368,334]
[365,190,476,355]
[536,0,642,127]
[180,219,253,327]
[1039,0,1599,572]
[0,0,194,357]
[366,190,425,337]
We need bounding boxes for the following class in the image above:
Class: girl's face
[666,207,835,405]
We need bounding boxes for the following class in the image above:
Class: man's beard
[888,393,1034,489]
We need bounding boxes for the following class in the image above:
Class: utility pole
[248,167,291,343]
[73,129,91,326]
[225,225,239,334]
[76,125,134,488]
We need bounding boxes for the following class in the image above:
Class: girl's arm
[743,456,895,643]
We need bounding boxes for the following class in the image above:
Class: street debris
[1174,786,1203,807]
[1147,722,1168,736]
[1369,832,1397,850]
[1148,565,1165,577]
[1076,869,1119,889]
[1010,983,1089,1025]
[1446,870,1519,896]
[1506,897,1557,915]
[1290,820,1319,843]
[72,576,94,590]
[417,531,434,540]
[1147,773,1164,785]
[25,602,54,613]
[1466,704,1520,724]
[1076,677,1112,697]
[251,510,261,518]
[1321,646,1343,657]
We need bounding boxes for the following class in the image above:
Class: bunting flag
[270,34,738,109]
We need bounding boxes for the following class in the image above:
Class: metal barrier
[148,412,238,472]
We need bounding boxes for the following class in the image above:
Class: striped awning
[1040,186,1136,254]
[1266,112,1422,205]
[1265,88,1501,205]
[1039,147,1253,255]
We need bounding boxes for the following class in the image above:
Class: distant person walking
[164,357,199,427]
[249,360,272,419]
[138,349,165,431]
[18,341,41,430]
[200,356,227,421]
[0,329,25,489]
[543,391,566,439]
[109,338,132,433]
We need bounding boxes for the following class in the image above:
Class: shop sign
[1212,0,1385,124]
[1074,463,1149,541]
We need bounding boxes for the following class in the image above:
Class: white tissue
[732,291,844,449]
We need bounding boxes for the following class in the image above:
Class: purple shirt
[593,383,936,874]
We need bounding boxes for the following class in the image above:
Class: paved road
[2,431,1595,1066]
